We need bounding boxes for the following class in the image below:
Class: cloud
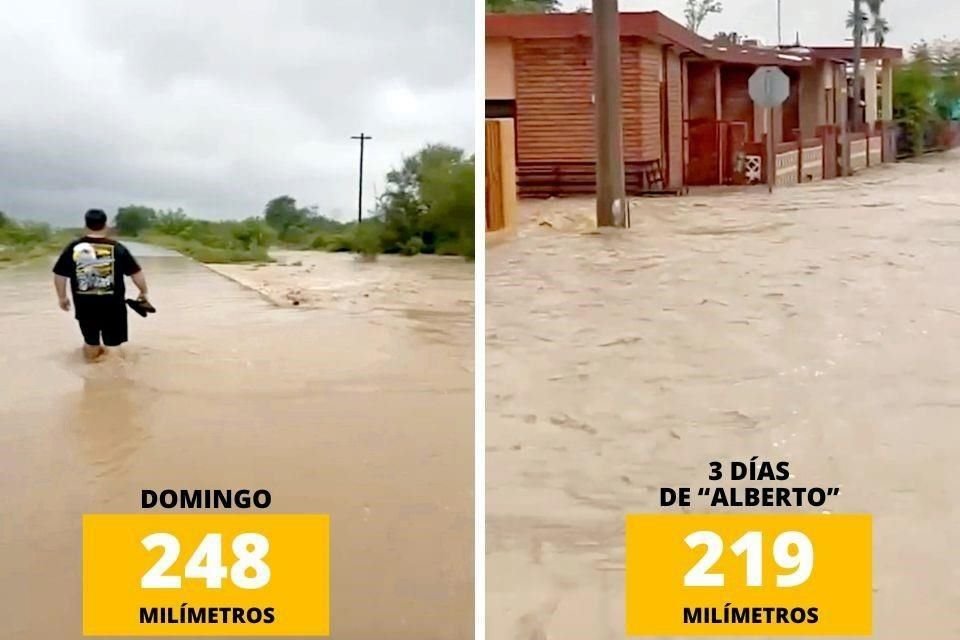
[0,0,474,224]
[559,0,957,49]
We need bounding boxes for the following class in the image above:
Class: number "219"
[141,532,270,590]
[684,530,814,588]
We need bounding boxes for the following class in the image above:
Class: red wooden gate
[685,120,750,185]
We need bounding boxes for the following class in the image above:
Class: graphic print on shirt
[73,242,115,295]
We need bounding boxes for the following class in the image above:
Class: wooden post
[593,0,628,228]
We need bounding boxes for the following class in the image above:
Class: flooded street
[0,249,473,639]
[487,151,960,639]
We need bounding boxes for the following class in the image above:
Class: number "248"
[141,532,271,590]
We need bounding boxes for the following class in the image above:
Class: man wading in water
[53,209,151,362]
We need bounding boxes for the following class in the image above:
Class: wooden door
[485,120,505,232]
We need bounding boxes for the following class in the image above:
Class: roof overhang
[701,42,811,66]
[485,12,704,54]
[485,12,813,66]
[807,46,904,61]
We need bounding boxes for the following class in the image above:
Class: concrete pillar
[881,61,894,121]
[799,66,822,139]
[864,60,878,130]
[835,64,845,123]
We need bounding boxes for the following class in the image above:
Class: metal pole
[593,0,628,228]
[766,107,774,193]
[351,133,372,224]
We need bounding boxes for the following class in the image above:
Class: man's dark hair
[85,209,108,231]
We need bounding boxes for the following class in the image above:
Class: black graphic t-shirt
[53,237,141,318]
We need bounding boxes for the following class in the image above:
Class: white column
[864,60,878,129]
[881,62,894,121]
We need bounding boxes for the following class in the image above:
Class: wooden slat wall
[514,37,663,164]
[515,38,592,162]
[622,41,644,163]
[637,42,662,162]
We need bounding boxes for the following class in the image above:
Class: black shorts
[77,309,128,347]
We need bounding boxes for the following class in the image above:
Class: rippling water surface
[487,152,960,640]
[0,250,473,639]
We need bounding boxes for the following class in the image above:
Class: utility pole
[351,132,372,224]
[776,0,782,45]
[593,0,628,228]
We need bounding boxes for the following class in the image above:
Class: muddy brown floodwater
[487,151,960,640]
[0,247,473,639]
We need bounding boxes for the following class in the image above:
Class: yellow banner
[626,514,871,636]
[83,514,329,636]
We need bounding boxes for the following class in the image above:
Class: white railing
[775,149,799,186]
[745,155,763,183]
[868,136,883,165]
[851,138,868,171]
[801,145,824,181]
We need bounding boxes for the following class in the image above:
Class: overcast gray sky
[0,0,474,225]
[560,0,958,49]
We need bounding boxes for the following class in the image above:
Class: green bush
[0,220,52,246]
[230,218,277,250]
[351,223,384,258]
[896,40,960,156]
[115,205,157,236]
[143,233,271,263]
[400,236,425,256]
[153,209,193,236]
[309,234,328,250]
[264,195,345,247]
[373,144,474,260]
[328,234,356,252]
[135,216,276,264]
[0,214,75,265]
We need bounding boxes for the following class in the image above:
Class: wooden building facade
[485,12,902,201]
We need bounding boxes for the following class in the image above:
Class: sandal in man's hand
[125,296,157,318]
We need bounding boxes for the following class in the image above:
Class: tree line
[894,39,960,156]
[111,143,474,262]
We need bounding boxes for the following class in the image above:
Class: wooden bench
[517,159,681,198]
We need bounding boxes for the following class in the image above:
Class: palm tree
[870,16,889,45]
[845,0,890,135]
[865,0,888,45]
[849,0,865,131]
[845,9,868,33]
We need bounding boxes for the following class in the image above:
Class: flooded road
[487,151,960,639]
[0,249,473,639]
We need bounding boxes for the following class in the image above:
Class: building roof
[806,46,903,61]
[485,12,813,67]
[702,41,813,66]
